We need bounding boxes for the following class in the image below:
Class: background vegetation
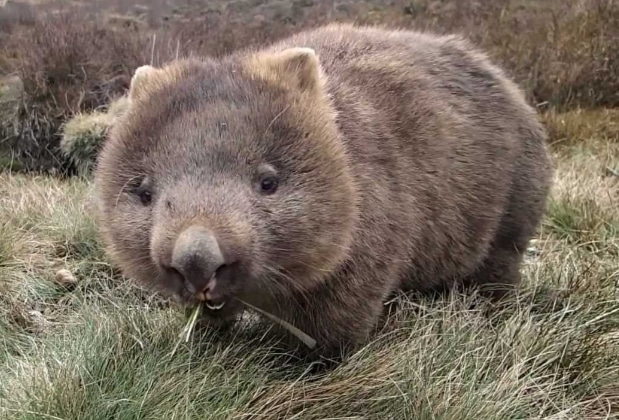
[1,0,618,174]
[0,0,617,418]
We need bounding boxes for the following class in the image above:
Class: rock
[54,269,77,287]
[0,74,23,131]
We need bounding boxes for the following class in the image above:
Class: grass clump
[60,95,129,177]
[0,252,617,419]
[546,196,619,251]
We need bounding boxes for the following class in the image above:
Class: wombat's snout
[168,225,236,305]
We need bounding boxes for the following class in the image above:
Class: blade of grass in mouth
[169,303,202,357]
[236,298,317,349]
[170,298,317,358]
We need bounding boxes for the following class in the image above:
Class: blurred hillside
[0,0,617,173]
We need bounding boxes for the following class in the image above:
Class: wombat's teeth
[206,301,226,311]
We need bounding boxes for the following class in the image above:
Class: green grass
[0,108,618,419]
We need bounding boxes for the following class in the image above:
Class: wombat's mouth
[161,256,247,318]
[175,288,241,319]
[196,275,228,311]
[176,272,246,318]
[205,300,226,311]
[200,287,227,311]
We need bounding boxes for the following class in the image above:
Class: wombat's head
[93,48,359,318]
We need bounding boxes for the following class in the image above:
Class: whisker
[263,105,290,137]
[113,174,146,209]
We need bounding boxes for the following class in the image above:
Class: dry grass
[543,108,619,149]
[0,109,618,419]
[542,109,619,250]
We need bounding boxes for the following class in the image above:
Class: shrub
[483,0,619,110]
[0,8,147,174]
[1,0,619,175]
[354,0,619,109]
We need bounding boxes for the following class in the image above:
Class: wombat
[93,23,554,357]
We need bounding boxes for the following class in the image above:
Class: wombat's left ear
[248,47,325,93]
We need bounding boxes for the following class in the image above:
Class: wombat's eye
[132,176,153,206]
[138,189,152,205]
[259,175,279,195]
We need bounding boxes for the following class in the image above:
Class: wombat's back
[266,23,553,294]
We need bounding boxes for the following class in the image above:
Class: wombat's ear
[128,65,168,102]
[248,47,325,93]
[129,65,155,101]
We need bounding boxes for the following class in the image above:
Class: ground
[0,0,618,419]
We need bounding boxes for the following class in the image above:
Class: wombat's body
[94,24,553,357]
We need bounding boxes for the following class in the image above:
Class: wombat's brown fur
[93,23,553,357]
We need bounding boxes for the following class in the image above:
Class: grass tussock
[60,95,129,177]
[1,119,618,418]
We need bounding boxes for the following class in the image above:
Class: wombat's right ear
[128,65,164,102]
[129,64,188,102]
[129,65,183,102]
[245,48,325,95]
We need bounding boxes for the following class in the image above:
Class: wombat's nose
[170,225,226,294]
